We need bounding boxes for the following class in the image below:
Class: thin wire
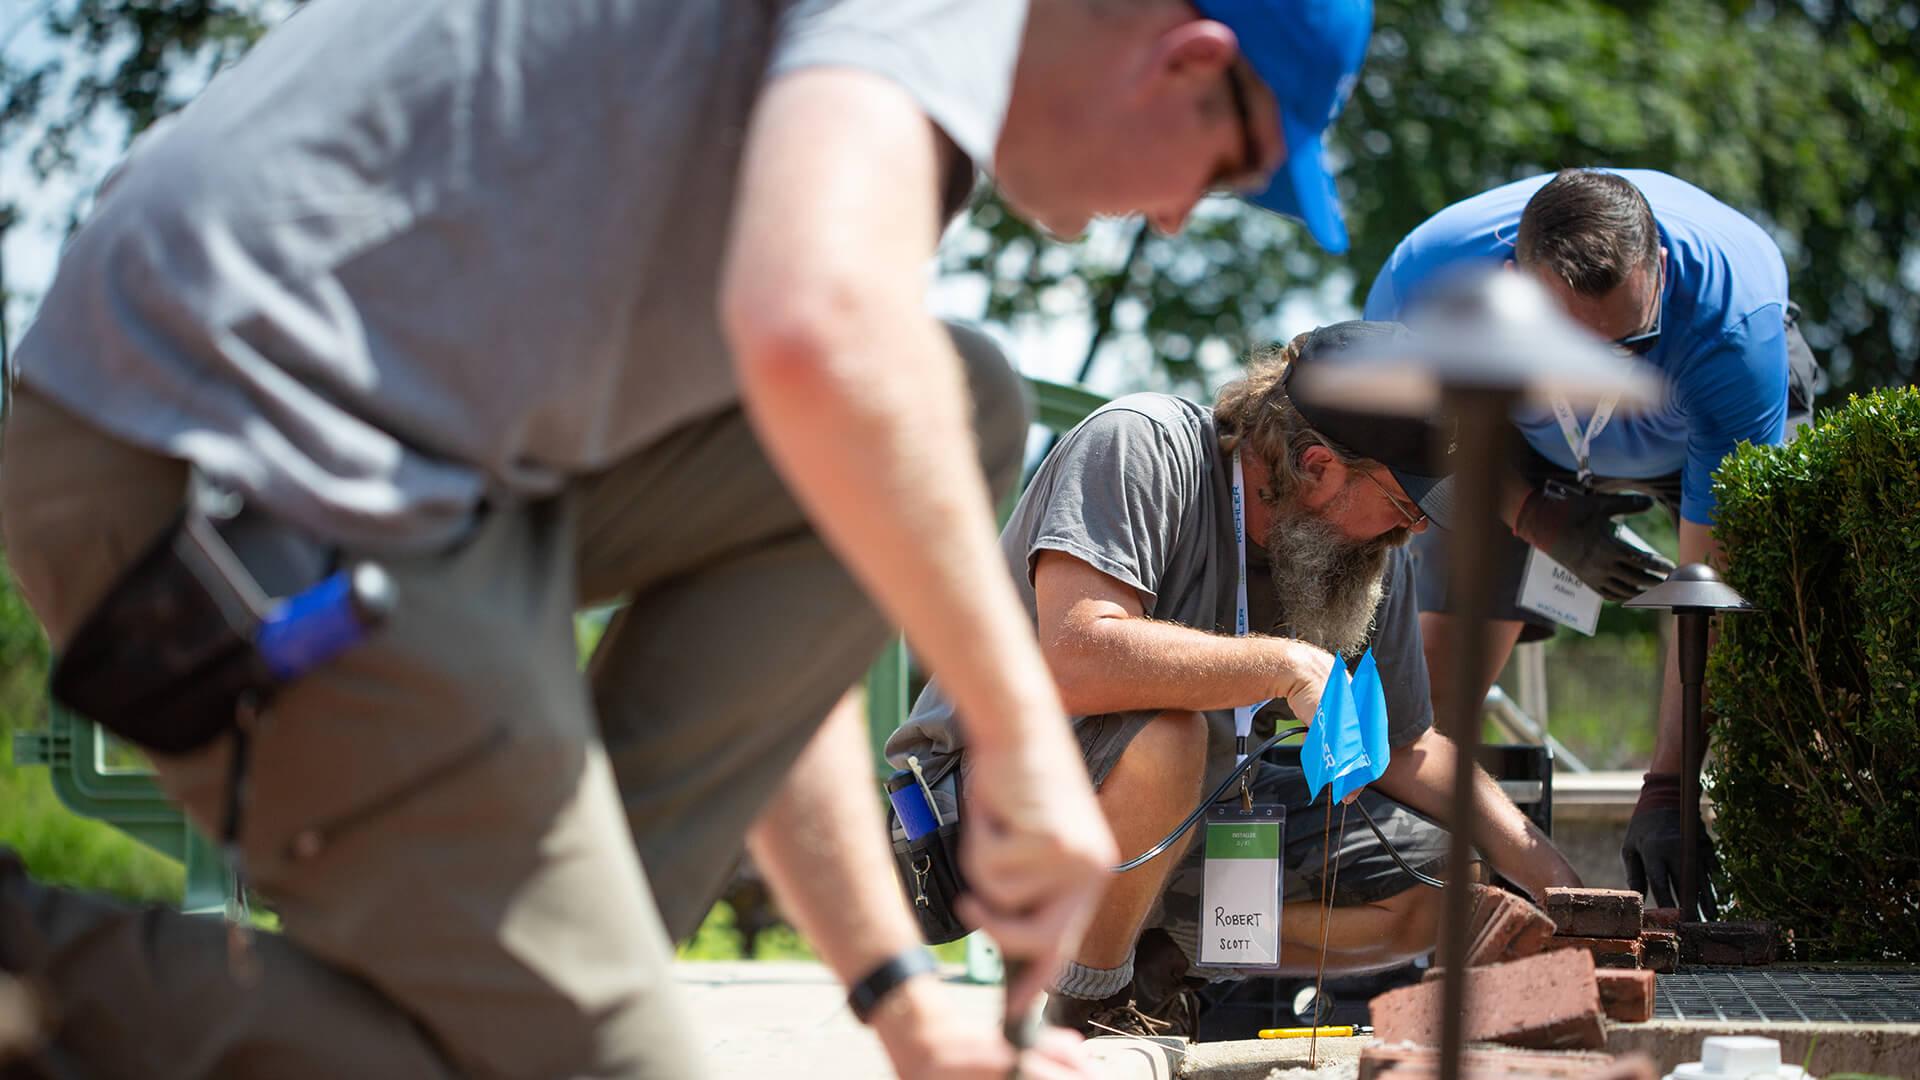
[1110,726,1306,873]
[1106,725,1451,890]
[1309,796,1333,1065]
[1354,800,1446,889]
[1310,802,1351,1070]
[1318,798,1332,921]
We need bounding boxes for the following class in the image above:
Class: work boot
[1128,929,1201,1039]
[1043,932,1203,1040]
[1046,986,1187,1040]
[1042,983,1131,1035]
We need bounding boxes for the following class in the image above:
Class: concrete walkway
[677,961,990,1078]
[675,961,1365,1079]
[676,960,1920,1078]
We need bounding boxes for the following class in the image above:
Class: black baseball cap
[1280,321,1457,529]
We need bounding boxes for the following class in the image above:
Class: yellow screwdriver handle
[1258,1025,1356,1039]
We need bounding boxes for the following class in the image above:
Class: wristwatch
[847,945,939,1023]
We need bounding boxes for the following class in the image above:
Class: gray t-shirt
[889,394,1433,789]
[16,0,1025,552]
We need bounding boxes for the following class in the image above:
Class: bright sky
[2,1,108,347]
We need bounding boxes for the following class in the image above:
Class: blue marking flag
[1301,649,1392,804]
[1351,647,1393,793]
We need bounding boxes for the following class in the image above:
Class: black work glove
[1623,772,1721,921]
[1512,487,1676,601]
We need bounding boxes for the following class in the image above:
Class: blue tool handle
[255,563,396,681]
[887,780,941,842]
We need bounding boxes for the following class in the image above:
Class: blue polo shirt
[1362,169,1790,525]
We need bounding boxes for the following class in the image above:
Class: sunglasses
[1613,259,1664,356]
[1309,432,1428,531]
[1211,63,1270,196]
[1356,466,1428,531]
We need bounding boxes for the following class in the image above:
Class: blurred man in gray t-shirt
[2,0,1374,1075]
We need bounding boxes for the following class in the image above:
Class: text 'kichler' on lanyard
[1549,392,1621,485]
[1231,450,1273,765]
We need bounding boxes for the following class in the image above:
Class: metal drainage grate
[1655,968,1920,1024]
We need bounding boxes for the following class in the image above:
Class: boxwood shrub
[1707,386,1920,961]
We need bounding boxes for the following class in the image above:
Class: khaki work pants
[0,324,1027,1078]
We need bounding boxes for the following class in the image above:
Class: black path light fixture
[1623,563,1754,920]
[1292,265,1664,1080]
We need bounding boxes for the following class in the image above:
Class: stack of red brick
[1539,887,1667,985]
[1541,888,1778,972]
[1366,885,1786,1076]
[1672,914,1778,966]
[1369,885,1659,1072]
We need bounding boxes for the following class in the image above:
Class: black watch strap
[847,946,939,1023]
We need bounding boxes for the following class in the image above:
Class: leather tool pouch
[887,755,971,945]
[50,503,316,755]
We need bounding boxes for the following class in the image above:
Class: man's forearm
[1374,728,1580,900]
[722,67,1065,757]
[733,313,1065,754]
[724,65,1113,1018]
[746,690,953,1040]
[1047,614,1321,719]
[747,689,924,985]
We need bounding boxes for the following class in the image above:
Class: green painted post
[865,639,909,780]
[182,830,230,915]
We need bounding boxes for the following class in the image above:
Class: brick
[1678,921,1776,966]
[1358,1043,1655,1079]
[1643,907,1681,931]
[1370,948,1605,1051]
[1640,930,1679,974]
[1466,884,1558,966]
[1598,1057,1660,1080]
[1542,935,1644,969]
[1546,888,1644,940]
[1596,969,1656,1023]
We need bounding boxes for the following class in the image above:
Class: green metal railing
[12,707,229,912]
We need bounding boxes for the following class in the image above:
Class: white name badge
[1516,548,1602,636]
[1199,804,1284,968]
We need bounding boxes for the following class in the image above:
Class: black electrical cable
[1111,726,1305,873]
[1110,725,1450,890]
[1354,800,1446,889]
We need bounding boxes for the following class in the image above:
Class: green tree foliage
[2,1,273,179]
[0,1,290,339]
[4,1,1912,391]
[1707,387,1920,961]
[950,0,1919,398]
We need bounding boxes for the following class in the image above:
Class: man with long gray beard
[887,321,1581,1036]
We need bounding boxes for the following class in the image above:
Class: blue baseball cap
[1193,0,1372,253]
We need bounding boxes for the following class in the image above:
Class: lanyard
[1549,392,1620,485]
[1230,450,1272,764]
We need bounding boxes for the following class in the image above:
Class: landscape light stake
[1624,563,1753,918]
[1290,266,1662,1080]
[1432,381,1507,1076]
